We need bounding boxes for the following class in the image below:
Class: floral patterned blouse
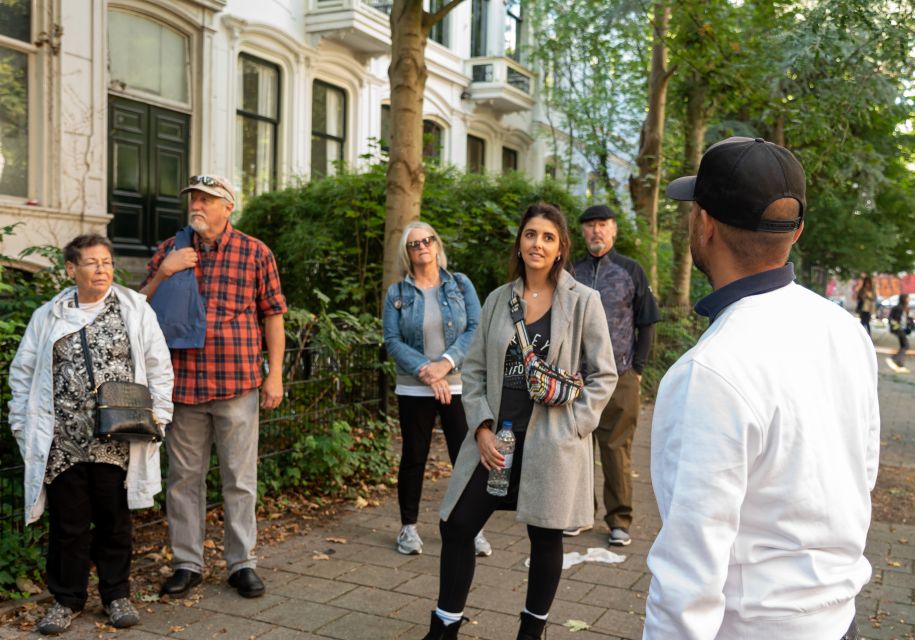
[44,293,134,485]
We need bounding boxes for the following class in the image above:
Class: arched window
[108,9,189,104]
[0,0,33,197]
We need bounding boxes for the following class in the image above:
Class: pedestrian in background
[570,204,660,546]
[142,175,287,601]
[422,204,616,640]
[382,222,489,557]
[887,293,912,373]
[856,275,876,336]
[9,234,173,634]
[647,137,879,640]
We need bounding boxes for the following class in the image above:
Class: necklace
[527,286,544,299]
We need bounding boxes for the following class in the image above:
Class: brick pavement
[2,337,913,638]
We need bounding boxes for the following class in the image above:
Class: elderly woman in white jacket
[9,233,173,636]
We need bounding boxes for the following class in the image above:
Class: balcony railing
[307,0,392,54]
[465,56,535,113]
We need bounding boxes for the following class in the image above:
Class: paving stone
[335,563,418,589]
[253,600,349,632]
[195,587,290,617]
[166,610,275,638]
[315,611,414,640]
[392,572,440,598]
[580,584,647,614]
[270,574,358,602]
[569,565,645,589]
[592,608,646,640]
[328,585,416,616]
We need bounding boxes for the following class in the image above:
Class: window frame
[467,134,486,173]
[504,0,523,62]
[427,0,450,47]
[311,80,347,178]
[235,52,281,202]
[0,2,37,200]
[470,0,489,57]
[502,146,518,173]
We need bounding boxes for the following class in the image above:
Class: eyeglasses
[78,260,115,271]
[188,175,229,191]
[406,236,436,250]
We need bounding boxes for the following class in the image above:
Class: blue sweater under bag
[149,226,206,349]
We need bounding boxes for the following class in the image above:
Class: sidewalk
[2,342,913,639]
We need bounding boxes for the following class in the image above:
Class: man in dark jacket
[572,204,660,546]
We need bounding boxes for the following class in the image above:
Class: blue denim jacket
[382,269,481,376]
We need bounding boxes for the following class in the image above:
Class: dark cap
[667,137,806,233]
[579,204,618,223]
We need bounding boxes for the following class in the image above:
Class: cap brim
[180,184,234,204]
[666,176,697,201]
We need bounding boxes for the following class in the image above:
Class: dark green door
[108,96,189,256]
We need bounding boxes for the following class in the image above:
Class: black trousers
[893,330,909,367]
[438,432,564,616]
[397,394,468,525]
[842,620,859,640]
[46,463,132,610]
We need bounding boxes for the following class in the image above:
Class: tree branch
[423,0,465,32]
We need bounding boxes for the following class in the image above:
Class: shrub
[236,164,598,313]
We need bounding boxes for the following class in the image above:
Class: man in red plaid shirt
[141,175,286,600]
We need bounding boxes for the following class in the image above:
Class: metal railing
[0,342,388,535]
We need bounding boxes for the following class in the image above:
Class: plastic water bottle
[486,420,515,497]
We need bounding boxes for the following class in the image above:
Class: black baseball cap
[579,204,618,223]
[667,137,806,233]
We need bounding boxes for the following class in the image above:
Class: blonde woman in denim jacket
[383,222,487,556]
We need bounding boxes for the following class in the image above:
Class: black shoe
[159,569,202,598]
[516,611,547,640]
[422,611,467,639]
[228,568,265,598]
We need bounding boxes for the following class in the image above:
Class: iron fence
[0,342,388,535]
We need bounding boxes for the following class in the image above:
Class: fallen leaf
[312,551,331,561]
[325,536,348,544]
[138,593,160,602]
[354,496,369,509]
[203,539,216,549]
[169,625,186,633]
[887,560,903,567]
[563,619,591,632]
[15,576,41,594]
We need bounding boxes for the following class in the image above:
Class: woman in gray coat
[421,204,617,640]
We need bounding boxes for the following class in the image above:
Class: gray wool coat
[440,269,618,530]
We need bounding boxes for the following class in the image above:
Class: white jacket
[8,284,174,524]
[646,282,880,640]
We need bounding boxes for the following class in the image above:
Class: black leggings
[437,432,564,616]
[397,394,468,525]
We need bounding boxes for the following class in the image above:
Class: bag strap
[74,291,97,391]
[509,293,533,353]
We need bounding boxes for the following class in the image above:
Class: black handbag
[76,295,162,442]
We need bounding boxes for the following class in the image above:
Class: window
[467,135,485,173]
[423,120,443,163]
[108,10,189,104]
[545,157,557,180]
[502,147,518,173]
[428,0,450,47]
[470,0,488,57]
[504,0,522,62]
[236,55,279,204]
[380,106,443,163]
[0,0,32,197]
[311,81,346,178]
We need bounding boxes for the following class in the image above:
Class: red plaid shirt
[143,224,287,405]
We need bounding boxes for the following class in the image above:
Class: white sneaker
[397,524,423,555]
[562,524,593,537]
[474,531,492,557]
[885,357,909,373]
[608,528,631,547]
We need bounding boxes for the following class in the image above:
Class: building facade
[0,0,613,270]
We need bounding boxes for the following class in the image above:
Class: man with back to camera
[644,137,878,640]
[141,175,287,600]
[571,204,660,546]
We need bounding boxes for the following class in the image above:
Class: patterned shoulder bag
[509,293,583,406]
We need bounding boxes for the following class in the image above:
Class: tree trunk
[384,0,427,290]
[665,75,707,309]
[771,111,785,147]
[628,1,671,293]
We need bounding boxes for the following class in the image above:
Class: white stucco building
[0,0,621,270]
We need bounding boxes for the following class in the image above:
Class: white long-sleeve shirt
[645,279,879,640]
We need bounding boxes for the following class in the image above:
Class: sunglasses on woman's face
[406,236,436,250]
